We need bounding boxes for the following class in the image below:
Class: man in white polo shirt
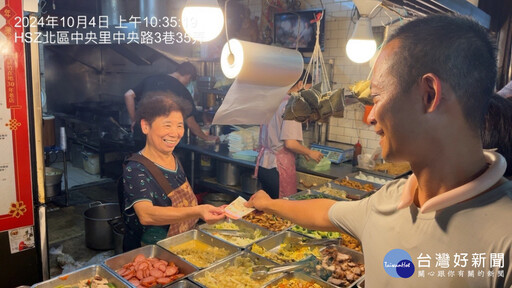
[246,15,511,287]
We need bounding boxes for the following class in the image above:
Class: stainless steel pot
[209,125,223,136]
[216,161,240,186]
[202,192,236,207]
[45,167,63,198]
[83,202,121,250]
[241,173,261,194]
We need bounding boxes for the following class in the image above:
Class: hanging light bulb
[346,17,377,63]
[182,0,224,42]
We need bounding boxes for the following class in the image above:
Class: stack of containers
[227,126,260,152]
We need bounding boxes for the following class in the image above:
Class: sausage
[134,254,146,263]
[141,276,156,287]
[136,269,144,280]
[149,268,164,278]
[156,277,171,285]
[164,265,178,277]
[128,278,140,286]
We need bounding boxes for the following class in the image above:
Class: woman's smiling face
[142,110,184,154]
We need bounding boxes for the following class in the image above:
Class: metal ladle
[250,256,317,280]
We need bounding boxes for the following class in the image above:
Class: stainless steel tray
[314,245,365,288]
[198,218,272,249]
[296,171,332,191]
[241,211,294,232]
[168,279,201,288]
[250,230,321,264]
[286,189,341,201]
[346,171,394,185]
[289,226,363,253]
[356,276,365,288]
[289,224,342,239]
[312,183,370,200]
[331,177,382,192]
[157,229,240,269]
[188,250,282,288]
[266,271,335,288]
[103,244,197,287]
[357,166,411,179]
[31,264,128,288]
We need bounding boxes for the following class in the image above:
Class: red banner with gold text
[0,0,34,231]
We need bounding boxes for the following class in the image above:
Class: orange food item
[58,275,69,280]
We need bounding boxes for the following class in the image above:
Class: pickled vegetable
[168,240,230,268]
[267,278,323,288]
[194,256,280,288]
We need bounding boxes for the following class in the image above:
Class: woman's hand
[306,150,324,163]
[198,204,226,224]
[245,190,272,212]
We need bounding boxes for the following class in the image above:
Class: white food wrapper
[224,196,255,219]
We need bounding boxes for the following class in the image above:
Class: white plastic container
[82,152,100,175]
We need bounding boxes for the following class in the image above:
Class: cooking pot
[216,161,241,186]
[210,125,223,136]
[241,173,261,194]
[83,202,121,250]
[45,167,63,198]
[202,192,236,207]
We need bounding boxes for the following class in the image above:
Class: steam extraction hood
[39,0,201,65]
[40,0,490,65]
[382,0,490,28]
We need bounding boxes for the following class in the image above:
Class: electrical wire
[224,0,233,59]
[368,5,383,18]
[381,3,408,19]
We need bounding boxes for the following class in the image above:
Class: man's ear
[141,119,150,135]
[421,73,442,113]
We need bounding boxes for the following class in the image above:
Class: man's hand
[245,190,273,212]
[198,204,226,224]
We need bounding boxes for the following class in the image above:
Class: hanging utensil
[250,255,317,280]
[298,237,341,246]
[109,117,129,135]
[202,228,254,238]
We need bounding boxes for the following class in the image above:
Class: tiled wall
[241,0,399,154]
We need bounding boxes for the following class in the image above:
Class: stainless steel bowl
[216,161,241,186]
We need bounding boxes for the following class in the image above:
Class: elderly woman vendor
[122,93,225,251]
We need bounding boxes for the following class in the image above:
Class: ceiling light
[346,16,377,63]
[182,0,224,42]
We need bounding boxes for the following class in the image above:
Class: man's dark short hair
[385,15,497,131]
[176,61,197,81]
[482,94,512,177]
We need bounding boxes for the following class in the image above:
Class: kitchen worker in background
[246,15,511,287]
[254,71,324,199]
[482,94,512,179]
[121,94,225,251]
[124,61,218,150]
